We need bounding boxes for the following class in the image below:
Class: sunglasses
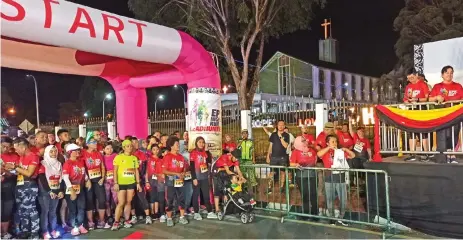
[87,140,98,145]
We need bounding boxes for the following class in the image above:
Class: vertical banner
[188,88,222,158]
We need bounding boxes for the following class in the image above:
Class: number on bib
[17,174,24,186]
[174,179,184,187]
[200,164,208,173]
[151,174,157,180]
[88,168,102,179]
[49,179,60,190]
[123,168,135,178]
[354,143,363,153]
[184,172,192,180]
[66,185,81,195]
[106,170,114,180]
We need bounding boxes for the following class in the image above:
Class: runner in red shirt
[11,138,41,239]
[32,131,48,157]
[1,137,19,239]
[222,134,237,153]
[162,137,188,226]
[81,137,107,229]
[145,145,165,220]
[55,129,71,154]
[62,144,88,236]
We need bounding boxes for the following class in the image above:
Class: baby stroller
[216,181,256,224]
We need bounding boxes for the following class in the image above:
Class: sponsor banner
[188,88,222,158]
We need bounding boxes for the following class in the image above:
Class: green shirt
[113,154,139,185]
[238,139,254,161]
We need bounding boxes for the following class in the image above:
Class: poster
[188,88,222,158]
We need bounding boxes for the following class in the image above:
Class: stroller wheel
[248,213,255,223]
[240,213,249,224]
[217,211,224,221]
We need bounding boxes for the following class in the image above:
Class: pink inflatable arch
[1,0,220,138]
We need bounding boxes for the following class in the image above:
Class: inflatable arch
[1,0,222,156]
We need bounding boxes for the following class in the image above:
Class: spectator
[315,122,335,151]
[266,120,290,193]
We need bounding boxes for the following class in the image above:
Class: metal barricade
[242,165,391,231]
[379,101,463,156]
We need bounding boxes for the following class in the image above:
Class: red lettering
[69,7,96,38]
[102,13,124,44]
[43,0,59,28]
[127,20,147,47]
[1,0,25,21]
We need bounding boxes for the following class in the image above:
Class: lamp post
[26,74,40,129]
[102,93,112,120]
[154,95,164,120]
[174,84,187,115]
[84,112,89,118]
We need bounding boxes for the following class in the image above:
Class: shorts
[213,171,229,197]
[148,179,163,204]
[119,183,136,191]
[270,156,289,166]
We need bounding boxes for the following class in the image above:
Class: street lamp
[102,93,112,120]
[7,108,16,115]
[154,95,164,120]
[174,84,187,115]
[26,74,40,129]
[84,112,89,118]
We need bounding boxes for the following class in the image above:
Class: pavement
[59,214,433,239]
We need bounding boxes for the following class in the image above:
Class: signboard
[19,119,34,133]
[188,88,222,158]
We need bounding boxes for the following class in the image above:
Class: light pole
[102,93,112,120]
[154,95,164,120]
[174,84,187,115]
[26,74,40,129]
[84,112,89,118]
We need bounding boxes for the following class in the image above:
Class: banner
[188,88,222,158]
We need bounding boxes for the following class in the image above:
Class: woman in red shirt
[336,122,354,149]
[145,145,165,221]
[62,144,89,236]
[81,137,107,229]
[222,134,237,154]
[290,136,318,217]
[162,136,189,227]
[213,152,244,215]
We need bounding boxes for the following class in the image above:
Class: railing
[149,109,187,136]
[379,100,463,156]
[241,164,391,232]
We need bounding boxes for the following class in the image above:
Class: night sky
[1,0,404,123]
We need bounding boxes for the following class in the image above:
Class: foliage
[128,0,325,109]
[78,76,115,117]
[1,87,14,111]
[393,0,463,70]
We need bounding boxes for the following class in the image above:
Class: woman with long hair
[189,136,216,220]
[38,145,64,239]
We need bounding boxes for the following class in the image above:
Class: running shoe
[111,222,120,231]
[160,215,167,223]
[78,225,88,234]
[194,213,203,220]
[404,155,417,162]
[50,230,60,239]
[207,212,218,219]
[2,233,13,239]
[130,216,138,224]
[96,221,106,229]
[123,221,133,228]
[145,216,152,224]
[42,232,51,240]
[178,217,188,225]
[166,218,174,227]
[104,222,112,229]
[87,222,95,231]
[70,227,80,236]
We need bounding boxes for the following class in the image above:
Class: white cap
[65,143,81,152]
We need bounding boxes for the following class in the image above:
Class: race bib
[49,178,60,190]
[88,168,102,179]
[174,177,184,187]
[17,174,24,186]
[184,171,192,180]
[66,185,81,195]
[106,170,114,180]
[151,174,157,180]
[200,164,208,173]
[123,168,135,178]
[354,143,364,153]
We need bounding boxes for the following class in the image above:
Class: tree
[128,0,325,109]
[393,0,463,70]
[58,102,82,121]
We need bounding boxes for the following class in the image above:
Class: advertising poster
[188,88,222,158]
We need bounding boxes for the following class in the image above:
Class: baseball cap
[65,143,81,152]
[324,122,334,129]
[122,139,132,147]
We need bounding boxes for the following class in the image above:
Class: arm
[349,118,355,136]
[234,166,244,179]
[266,142,272,163]
[38,173,52,192]
[342,148,356,159]
[279,134,289,149]
[367,148,372,161]
[113,165,119,185]
[224,166,234,175]
[16,164,37,178]
[135,168,140,184]
[317,146,332,158]
[62,174,73,188]
[190,161,197,180]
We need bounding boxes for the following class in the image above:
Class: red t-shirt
[315,132,328,148]
[162,152,187,173]
[290,149,317,167]
[63,159,85,184]
[215,154,239,168]
[320,149,349,169]
[30,146,44,157]
[1,153,19,182]
[352,133,371,153]
[133,150,148,171]
[403,80,429,102]
[223,142,237,152]
[302,134,316,146]
[190,150,209,177]
[337,130,354,149]
[81,150,103,180]
[429,82,463,101]
[19,152,41,179]
[146,155,162,178]
[55,142,63,154]
[97,143,104,152]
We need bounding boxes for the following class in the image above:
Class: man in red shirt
[1,137,19,239]
[428,66,463,164]
[337,121,354,149]
[315,122,336,150]
[31,131,48,157]
[301,125,316,148]
[55,129,71,154]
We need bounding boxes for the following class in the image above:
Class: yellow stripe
[386,104,463,121]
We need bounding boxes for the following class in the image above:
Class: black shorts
[213,171,229,197]
[270,156,289,166]
[119,183,136,191]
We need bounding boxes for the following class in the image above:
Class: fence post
[78,124,86,138]
[315,103,328,137]
[54,126,62,140]
[107,121,116,140]
[147,118,151,135]
[241,110,252,139]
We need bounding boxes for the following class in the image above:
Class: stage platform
[365,156,463,239]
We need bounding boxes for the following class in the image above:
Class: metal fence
[379,100,463,156]
[241,165,391,232]
[149,108,187,135]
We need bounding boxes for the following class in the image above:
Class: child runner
[103,142,118,228]
[189,137,217,220]
[62,144,88,236]
[145,145,165,221]
[111,140,141,230]
[163,136,189,227]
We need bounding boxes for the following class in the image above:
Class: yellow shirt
[113,154,139,185]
